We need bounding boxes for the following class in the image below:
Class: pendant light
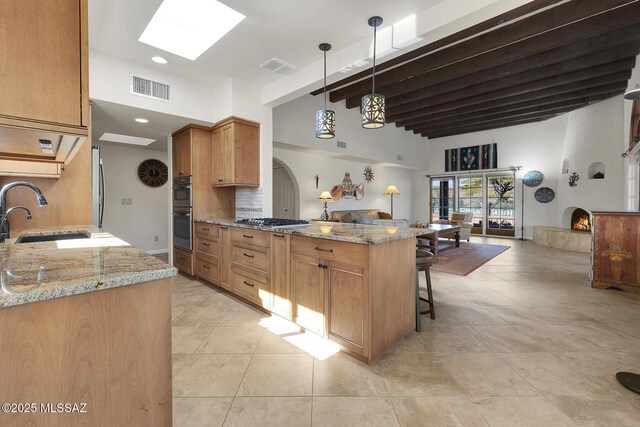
[316,43,335,139]
[362,16,385,129]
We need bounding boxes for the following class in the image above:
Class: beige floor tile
[237,354,313,396]
[441,353,538,396]
[469,396,574,426]
[197,326,263,353]
[218,305,268,327]
[387,330,433,354]
[313,353,388,396]
[191,291,238,311]
[467,325,549,353]
[172,326,214,354]
[442,302,508,325]
[173,306,226,328]
[392,396,488,426]
[499,353,619,397]
[173,353,190,377]
[378,352,463,396]
[224,397,311,427]
[312,397,399,427]
[173,397,232,427]
[420,324,491,353]
[548,396,640,426]
[513,324,605,352]
[254,330,306,354]
[173,354,252,397]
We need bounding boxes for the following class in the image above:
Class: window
[457,176,483,231]
[430,177,455,223]
[486,175,515,237]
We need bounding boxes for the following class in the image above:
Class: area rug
[430,242,509,276]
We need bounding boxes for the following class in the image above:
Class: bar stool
[415,245,435,332]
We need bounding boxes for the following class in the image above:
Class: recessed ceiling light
[135,118,149,123]
[138,0,245,61]
[151,56,168,64]
[99,133,155,146]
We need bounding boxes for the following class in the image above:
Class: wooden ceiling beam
[395,59,636,127]
[422,115,564,139]
[411,93,621,134]
[309,0,564,96]
[330,0,640,104]
[387,71,632,123]
[345,29,640,110]
[404,92,621,131]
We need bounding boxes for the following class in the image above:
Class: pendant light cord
[372,24,376,95]
[323,49,327,109]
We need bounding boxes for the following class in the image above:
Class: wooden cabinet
[270,233,291,320]
[591,211,640,293]
[219,226,232,291]
[212,118,260,187]
[230,229,271,310]
[0,0,88,141]
[172,129,192,178]
[326,262,366,353]
[291,253,326,336]
[174,246,194,276]
[194,223,220,285]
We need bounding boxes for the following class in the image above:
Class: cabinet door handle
[243,280,255,287]
[202,242,211,246]
[242,234,254,239]
[178,256,185,261]
[203,264,210,269]
[315,247,333,253]
[317,263,328,269]
[273,233,285,238]
[218,179,224,182]
[243,253,255,258]
[201,227,210,231]
[221,226,228,230]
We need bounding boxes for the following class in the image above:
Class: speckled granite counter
[194,218,431,245]
[0,225,176,308]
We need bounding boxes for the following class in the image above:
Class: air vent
[259,58,297,75]
[337,141,347,149]
[397,155,404,161]
[130,75,171,101]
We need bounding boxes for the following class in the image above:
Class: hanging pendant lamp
[362,16,385,129]
[316,43,335,139]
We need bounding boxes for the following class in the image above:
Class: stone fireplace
[570,208,591,232]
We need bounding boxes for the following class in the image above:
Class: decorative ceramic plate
[523,170,544,187]
[534,187,555,203]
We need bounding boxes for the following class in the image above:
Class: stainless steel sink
[15,232,91,243]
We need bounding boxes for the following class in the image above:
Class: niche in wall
[561,159,569,175]
[588,162,605,179]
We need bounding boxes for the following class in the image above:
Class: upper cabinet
[172,128,193,178]
[212,118,260,187]
[0,0,89,169]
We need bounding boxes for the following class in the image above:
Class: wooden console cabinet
[591,211,640,293]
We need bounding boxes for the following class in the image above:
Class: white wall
[100,144,170,253]
[624,55,640,210]
[426,115,568,238]
[273,147,416,221]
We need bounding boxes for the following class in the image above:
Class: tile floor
[171,237,640,426]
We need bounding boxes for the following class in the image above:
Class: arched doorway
[272,158,299,219]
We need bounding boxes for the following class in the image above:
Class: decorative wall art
[137,159,168,188]
[569,172,579,187]
[445,143,498,172]
[330,172,366,200]
[523,170,544,187]
[363,166,375,183]
[534,187,555,203]
[315,174,319,189]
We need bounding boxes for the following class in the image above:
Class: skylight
[99,133,156,146]
[138,0,245,60]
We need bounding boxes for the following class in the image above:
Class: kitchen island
[191,219,424,363]
[0,226,176,426]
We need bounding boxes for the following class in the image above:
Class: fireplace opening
[571,208,591,232]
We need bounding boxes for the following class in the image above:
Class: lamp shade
[362,94,385,128]
[315,109,336,138]
[624,87,640,100]
[318,191,334,201]
[383,185,400,195]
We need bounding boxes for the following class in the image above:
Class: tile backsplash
[236,187,263,219]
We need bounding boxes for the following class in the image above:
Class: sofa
[432,211,474,241]
[330,209,409,228]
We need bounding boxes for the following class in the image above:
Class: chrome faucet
[0,206,32,243]
[0,181,47,243]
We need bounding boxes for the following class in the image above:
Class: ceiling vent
[259,58,297,75]
[337,141,347,149]
[130,75,171,101]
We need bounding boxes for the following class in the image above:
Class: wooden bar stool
[415,245,435,332]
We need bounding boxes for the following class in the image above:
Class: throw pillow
[378,211,392,219]
[341,212,357,223]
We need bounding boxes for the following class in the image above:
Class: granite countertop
[194,217,432,245]
[0,225,176,308]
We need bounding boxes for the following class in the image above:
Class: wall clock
[137,159,168,188]
[534,187,555,203]
[523,170,544,187]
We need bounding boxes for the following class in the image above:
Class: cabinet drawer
[196,255,219,284]
[195,235,219,257]
[290,236,369,267]
[231,227,269,247]
[173,247,193,275]
[195,223,219,238]
[232,243,269,273]
[232,267,270,309]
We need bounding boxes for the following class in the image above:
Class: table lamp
[383,185,400,218]
[318,191,333,220]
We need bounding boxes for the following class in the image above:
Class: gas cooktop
[235,218,309,228]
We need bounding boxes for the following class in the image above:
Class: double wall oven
[173,176,192,251]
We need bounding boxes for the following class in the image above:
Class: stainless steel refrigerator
[91,144,104,228]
